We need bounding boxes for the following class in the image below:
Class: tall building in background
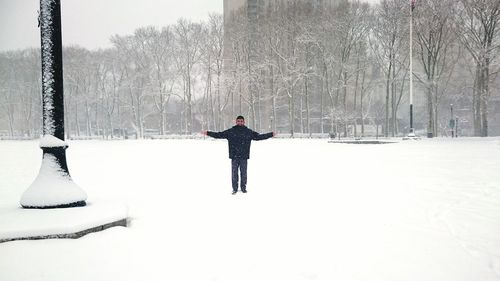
[222,0,342,64]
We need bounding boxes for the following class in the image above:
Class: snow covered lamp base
[20,136,87,209]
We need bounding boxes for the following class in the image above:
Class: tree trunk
[481,59,490,137]
[299,92,304,134]
[7,100,15,137]
[473,64,482,136]
[426,85,434,137]
[75,100,80,136]
[85,99,91,136]
[385,62,391,137]
[288,89,295,137]
[305,75,311,136]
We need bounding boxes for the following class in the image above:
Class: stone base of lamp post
[0,200,128,243]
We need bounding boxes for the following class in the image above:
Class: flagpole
[407,0,416,138]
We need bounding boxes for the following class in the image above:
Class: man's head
[236,115,245,126]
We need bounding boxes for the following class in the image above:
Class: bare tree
[371,0,409,137]
[0,53,17,137]
[201,14,225,131]
[134,26,175,135]
[173,19,204,134]
[413,0,458,137]
[455,0,500,136]
[18,49,41,137]
[111,31,157,138]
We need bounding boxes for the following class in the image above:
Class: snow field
[1,138,500,281]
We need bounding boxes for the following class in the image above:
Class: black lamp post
[20,0,87,209]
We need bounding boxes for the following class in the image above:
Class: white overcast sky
[0,0,223,52]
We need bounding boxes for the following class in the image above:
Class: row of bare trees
[413,0,500,137]
[223,0,500,137]
[0,15,225,139]
[1,0,499,138]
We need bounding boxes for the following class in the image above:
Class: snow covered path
[1,138,500,281]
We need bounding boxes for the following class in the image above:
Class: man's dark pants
[231,159,247,192]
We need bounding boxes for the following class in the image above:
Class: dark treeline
[1,0,500,139]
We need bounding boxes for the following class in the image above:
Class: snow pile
[20,154,87,207]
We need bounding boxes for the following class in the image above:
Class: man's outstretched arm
[252,131,276,140]
[202,130,228,139]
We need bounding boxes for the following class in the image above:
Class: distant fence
[0,133,404,141]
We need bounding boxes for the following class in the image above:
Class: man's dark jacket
[207,125,273,159]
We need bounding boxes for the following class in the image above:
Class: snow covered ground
[1,137,500,281]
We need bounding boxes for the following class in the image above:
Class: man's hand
[272,132,277,137]
[201,131,208,136]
